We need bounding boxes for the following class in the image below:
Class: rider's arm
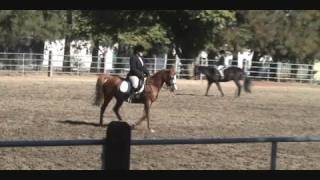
[142,65,150,77]
[130,56,144,79]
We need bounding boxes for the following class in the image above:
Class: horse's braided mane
[146,69,167,85]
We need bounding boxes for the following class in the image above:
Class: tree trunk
[90,39,100,73]
[63,10,72,72]
[231,43,239,66]
[176,45,195,79]
[31,40,45,71]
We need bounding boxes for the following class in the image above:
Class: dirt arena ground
[0,75,320,170]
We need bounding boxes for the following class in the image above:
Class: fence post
[271,142,278,170]
[299,65,302,83]
[175,56,179,78]
[77,57,80,76]
[277,62,281,83]
[267,63,270,81]
[164,54,167,69]
[154,56,157,73]
[102,121,131,170]
[22,53,25,76]
[48,51,53,77]
[97,55,101,73]
[309,65,314,84]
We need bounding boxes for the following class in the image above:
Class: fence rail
[3,136,319,148]
[1,121,320,170]
[0,52,318,83]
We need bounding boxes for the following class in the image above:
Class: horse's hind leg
[215,82,224,97]
[205,81,213,96]
[100,96,113,126]
[233,79,241,97]
[113,99,124,121]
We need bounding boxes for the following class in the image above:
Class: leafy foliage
[0,10,319,64]
[0,10,65,50]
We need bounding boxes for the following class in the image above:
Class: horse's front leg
[131,100,148,129]
[131,113,146,129]
[233,79,241,97]
[145,101,154,133]
[205,81,213,96]
[132,99,154,133]
[215,82,224,97]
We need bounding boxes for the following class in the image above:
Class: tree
[79,10,171,72]
[155,10,236,78]
[283,10,320,64]
[0,10,65,69]
[0,10,65,51]
[62,10,73,72]
[242,10,320,64]
[215,11,252,61]
[157,10,236,59]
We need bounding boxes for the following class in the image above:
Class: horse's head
[164,68,178,92]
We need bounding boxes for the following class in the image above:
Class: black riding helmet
[219,50,225,54]
[133,45,145,54]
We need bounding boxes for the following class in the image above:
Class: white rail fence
[0,52,317,83]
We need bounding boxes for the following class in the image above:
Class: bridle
[167,73,177,92]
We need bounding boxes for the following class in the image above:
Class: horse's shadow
[58,120,108,127]
[174,93,200,96]
[174,93,216,97]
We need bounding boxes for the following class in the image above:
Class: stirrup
[128,89,139,102]
[127,94,134,103]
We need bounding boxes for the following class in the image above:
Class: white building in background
[312,61,320,82]
[195,49,253,68]
[195,51,208,65]
[259,55,273,64]
[237,49,254,69]
[224,51,233,66]
[43,40,115,72]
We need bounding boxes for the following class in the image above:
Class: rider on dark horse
[216,50,226,79]
[127,45,150,102]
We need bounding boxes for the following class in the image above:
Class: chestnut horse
[93,68,177,132]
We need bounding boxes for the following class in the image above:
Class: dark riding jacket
[217,55,225,66]
[127,54,150,79]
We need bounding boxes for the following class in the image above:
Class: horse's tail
[93,74,108,106]
[243,72,252,93]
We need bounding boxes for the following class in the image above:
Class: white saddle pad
[119,80,144,94]
[119,80,131,93]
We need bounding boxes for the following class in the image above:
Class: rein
[145,77,154,86]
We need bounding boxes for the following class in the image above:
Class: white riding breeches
[217,65,224,71]
[217,65,224,76]
[129,76,140,89]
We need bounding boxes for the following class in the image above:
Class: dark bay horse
[194,65,252,97]
[93,68,177,132]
